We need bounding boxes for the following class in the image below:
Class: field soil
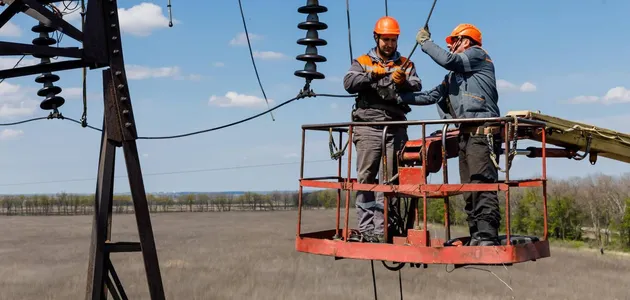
[1,210,630,300]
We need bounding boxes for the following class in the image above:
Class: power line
[137,94,300,139]
[0,92,357,138]
[346,0,353,63]
[0,116,49,126]
[237,0,274,121]
[0,159,336,187]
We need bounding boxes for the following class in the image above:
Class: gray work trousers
[352,123,408,236]
[458,132,502,239]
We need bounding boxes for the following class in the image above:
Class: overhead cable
[345,0,353,63]
[237,0,274,121]
[1,92,357,139]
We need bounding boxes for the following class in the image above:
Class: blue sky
[0,0,629,194]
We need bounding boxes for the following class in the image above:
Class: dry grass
[1,209,630,300]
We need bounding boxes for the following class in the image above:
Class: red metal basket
[295,116,554,267]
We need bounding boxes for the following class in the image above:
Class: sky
[0,0,629,194]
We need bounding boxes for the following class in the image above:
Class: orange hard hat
[445,23,482,46]
[373,16,400,35]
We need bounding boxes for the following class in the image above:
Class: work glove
[392,69,406,86]
[369,65,387,81]
[416,26,431,45]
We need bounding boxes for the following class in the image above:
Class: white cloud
[118,3,178,37]
[0,82,38,118]
[126,65,181,80]
[208,91,274,108]
[603,86,630,104]
[125,65,200,81]
[213,62,225,67]
[253,51,287,60]
[229,32,263,46]
[567,95,599,104]
[61,9,83,22]
[567,86,630,105]
[0,21,22,37]
[497,79,537,93]
[330,103,338,110]
[0,129,23,140]
[59,87,103,101]
[61,87,84,99]
[59,2,176,37]
[520,82,537,92]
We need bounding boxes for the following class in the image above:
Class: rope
[564,124,630,145]
[384,0,388,16]
[237,0,274,121]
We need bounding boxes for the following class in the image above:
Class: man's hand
[392,69,406,86]
[416,26,431,45]
[370,65,387,81]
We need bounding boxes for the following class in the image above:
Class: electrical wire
[136,95,300,140]
[345,0,353,63]
[0,159,334,187]
[1,92,356,138]
[0,116,49,126]
[237,0,274,121]
[0,54,25,85]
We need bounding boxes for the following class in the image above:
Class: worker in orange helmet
[396,24,502,246]
[343,16,422,243]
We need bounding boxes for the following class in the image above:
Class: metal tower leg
[84,69,165,300]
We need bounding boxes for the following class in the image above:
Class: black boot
[464,222,478,246]
[470,220,499,246]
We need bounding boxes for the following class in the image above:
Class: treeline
[419,173,630,251]
[0,191,344,216]
[1,173,629,250]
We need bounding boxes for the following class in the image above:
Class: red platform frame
[295,116,553,266]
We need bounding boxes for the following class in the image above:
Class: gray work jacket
[397,40,500,121]
[343,48,422,121]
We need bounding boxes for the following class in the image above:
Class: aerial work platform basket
[294,113,572,268]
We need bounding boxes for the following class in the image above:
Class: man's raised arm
[420,40,489,74]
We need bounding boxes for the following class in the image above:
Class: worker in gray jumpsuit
[397,24,502,246]
[343,16,422,243]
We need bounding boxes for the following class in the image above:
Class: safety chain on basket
[328,128,349,160]
[488,118,519,173]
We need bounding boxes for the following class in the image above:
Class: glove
[392,69,406,86]
[370,65,387,81]
[416,26,431,45]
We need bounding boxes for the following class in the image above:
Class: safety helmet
[445,23,482,46]
[373,16,400,35]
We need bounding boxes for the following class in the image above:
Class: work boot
[348,231,366,242]
[364,232,385,243]
[469,231,499,246]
